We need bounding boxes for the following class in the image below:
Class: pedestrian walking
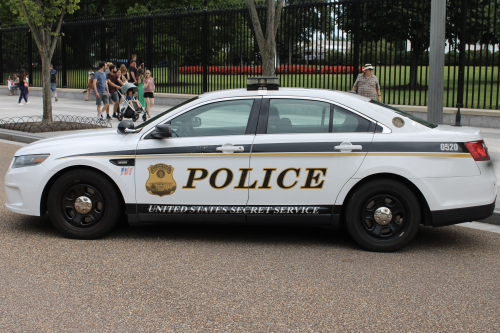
[50,64,58,102]
[107,65,121,118]
[118,64,130,85]
[93,61,110,120]
[85,73,95,101]
[88,67,94,80]
[17,69,30,105]
[136,68,146,109]
[129,59,138,84]
[143,69,155,118]
[352,64,382,102]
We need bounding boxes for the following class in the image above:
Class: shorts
[50,83,56,92]
[96,91,109,105]
[110,92,119,102]
[143,92,154,99]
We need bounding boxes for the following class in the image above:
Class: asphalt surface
[1,141,500,331]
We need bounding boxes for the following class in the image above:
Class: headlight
[12,154,50,169]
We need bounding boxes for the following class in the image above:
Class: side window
[170,100,254,137]
[331,105,372,133]
[267,99,330,134]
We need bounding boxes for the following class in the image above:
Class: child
[7,76,13,95]
[126,89,135,102]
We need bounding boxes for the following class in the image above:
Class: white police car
[4,78,497,251]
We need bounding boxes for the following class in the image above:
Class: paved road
[1,141,500,331]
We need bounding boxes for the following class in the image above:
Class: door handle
[334,142,363,152]
[216,143,244,154]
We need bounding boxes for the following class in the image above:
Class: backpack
[50,71,56,82]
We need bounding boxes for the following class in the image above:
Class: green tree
[11,0,80,122]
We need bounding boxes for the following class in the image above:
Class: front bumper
[4,163,53,216]
[431,199,496,227]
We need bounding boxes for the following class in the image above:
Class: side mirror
[117,120,135,133]
[192,116,202,128]
[151,124,172,139]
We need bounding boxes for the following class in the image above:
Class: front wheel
[345,179,421,252]
[47,170,122,239]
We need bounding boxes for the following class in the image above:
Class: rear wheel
[47,170,122,239]
[132,113,139,122]
[345,179,421,252]
[142,113,147,121]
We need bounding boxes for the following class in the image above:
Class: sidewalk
[0,92,175,125]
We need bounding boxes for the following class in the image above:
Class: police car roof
[198,87,386,122]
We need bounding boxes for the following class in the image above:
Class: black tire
[345,179,421,252]
[132,114,139,122]
[142,113,147,121]
[47,170,122,239]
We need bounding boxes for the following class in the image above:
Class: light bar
[247,77,279,91]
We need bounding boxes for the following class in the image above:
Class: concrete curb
[0,128,46,144]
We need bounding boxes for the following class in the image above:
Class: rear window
[369,100,438,129]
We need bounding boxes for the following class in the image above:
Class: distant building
[302,40,351,61]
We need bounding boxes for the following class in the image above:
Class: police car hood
[14,128,126,156]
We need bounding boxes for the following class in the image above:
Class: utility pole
[427,0,446,124]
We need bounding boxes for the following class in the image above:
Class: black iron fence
[1,0,500,109]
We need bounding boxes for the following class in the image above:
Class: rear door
[246,97,375,224]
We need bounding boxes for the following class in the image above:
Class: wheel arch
[40,165,126,216]
[339,173,433,227]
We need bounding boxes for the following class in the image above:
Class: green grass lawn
[4,65,500,109]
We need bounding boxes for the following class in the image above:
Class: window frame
[256,97,377,135]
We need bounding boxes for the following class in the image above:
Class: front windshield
[136,96,199,129]
[369,100,438,129]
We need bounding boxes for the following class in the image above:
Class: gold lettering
[276,168,301,189]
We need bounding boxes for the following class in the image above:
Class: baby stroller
[116,82,148,122]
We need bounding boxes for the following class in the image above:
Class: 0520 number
[440,143,459,151]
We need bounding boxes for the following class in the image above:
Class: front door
[247,98,375,224]
[135,98,260,223]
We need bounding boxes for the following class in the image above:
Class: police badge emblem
[146,164,177,196]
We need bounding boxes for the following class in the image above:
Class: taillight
[465,140,490,161]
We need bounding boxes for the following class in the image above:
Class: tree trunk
[262,41,276,76]
[42,54,53,123]
[167,55,179,84]
[409,48,422,88]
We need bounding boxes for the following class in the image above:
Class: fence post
[147,10,153,70]
[0,20,3,85]
[428,0,446,124]
[101,11,106,63]
[202,0,208,93]
[61,28,67,88]
[27,30,32,85]
[455,0,467,126]
[352,3,361,85]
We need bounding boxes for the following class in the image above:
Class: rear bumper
[431,199,496,227]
